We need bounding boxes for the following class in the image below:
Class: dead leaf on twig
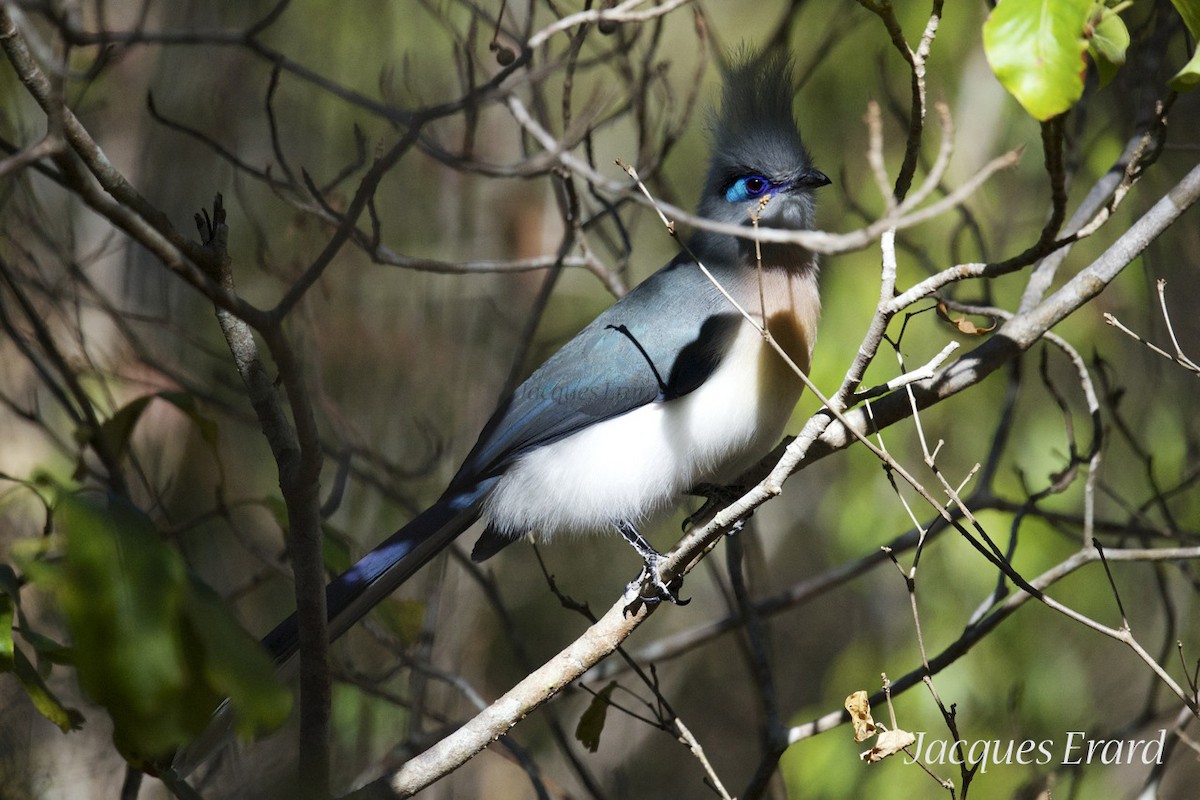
[845,690,877,743]
[937,301,997,335]
[860,728,918,763]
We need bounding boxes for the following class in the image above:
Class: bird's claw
[613,519,688,613]
[622,554,689,614]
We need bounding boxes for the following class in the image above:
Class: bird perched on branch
[263,50,830,666]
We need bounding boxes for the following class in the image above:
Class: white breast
[483,268,819,539]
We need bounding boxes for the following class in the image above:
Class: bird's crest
[705,51,811,194]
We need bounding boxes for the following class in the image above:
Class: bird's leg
[615,520,688,607]
[683,483,751,532]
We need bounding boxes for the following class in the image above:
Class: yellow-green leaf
[1167,0,1200,90]
[12,647,86,733]
[3,551,85,732]
[984,0,1093,119]
[1088,6,1130,87]
[0,584,15,670]
[1169,0,1200,37]
[1169,47,1200,91]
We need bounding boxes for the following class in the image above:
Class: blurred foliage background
[1,0,1199,798]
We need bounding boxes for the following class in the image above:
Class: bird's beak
[802,169,832,190]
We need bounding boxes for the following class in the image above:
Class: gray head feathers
[707,52,808,187]
[696,51,825,244]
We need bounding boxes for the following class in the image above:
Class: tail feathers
[262,498,480,667]
[470,520,521,561]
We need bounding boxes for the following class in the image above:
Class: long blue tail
[262,497,480,667]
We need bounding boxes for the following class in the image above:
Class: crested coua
[263,52,830,665]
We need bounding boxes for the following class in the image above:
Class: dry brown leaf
[937,301,997,335]
[844,690,877,743]
[860,728,917,763]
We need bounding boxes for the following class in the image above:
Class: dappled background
[1,1,1199,798]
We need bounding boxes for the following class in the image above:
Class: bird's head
[698,52,829,234]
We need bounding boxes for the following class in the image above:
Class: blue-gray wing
[449,256,740,492]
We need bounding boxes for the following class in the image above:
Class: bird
[262,50,830,667]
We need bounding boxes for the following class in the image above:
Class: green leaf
[46,494,198,758]
[1169,48,1200,91]
[12,646,86,733]
[1170,0,1200,37]
[0,563,66,669]
[1167,0,1200,90]
[25,493,289,761]
[92,396,154,461]
[984,0,1093,119]
[83,391,221,465]
[575,681,617,753]
[0,584,14,670]
[181,580,292,739]
[0,564,22,602]
[0,564,85,732]
[19,627,75,666]
[1088,6,1130,87]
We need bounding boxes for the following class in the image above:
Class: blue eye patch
[724,175,775,203]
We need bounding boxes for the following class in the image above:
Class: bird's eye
[725,175,772,203]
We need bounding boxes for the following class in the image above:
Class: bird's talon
[622,578,645,608]
[613,520,690,608]
[622,562,688,611]
[640,566,688,606]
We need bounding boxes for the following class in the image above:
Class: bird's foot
[637,550,689,604]
[622,566,689,613]
[616,520,689,613]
